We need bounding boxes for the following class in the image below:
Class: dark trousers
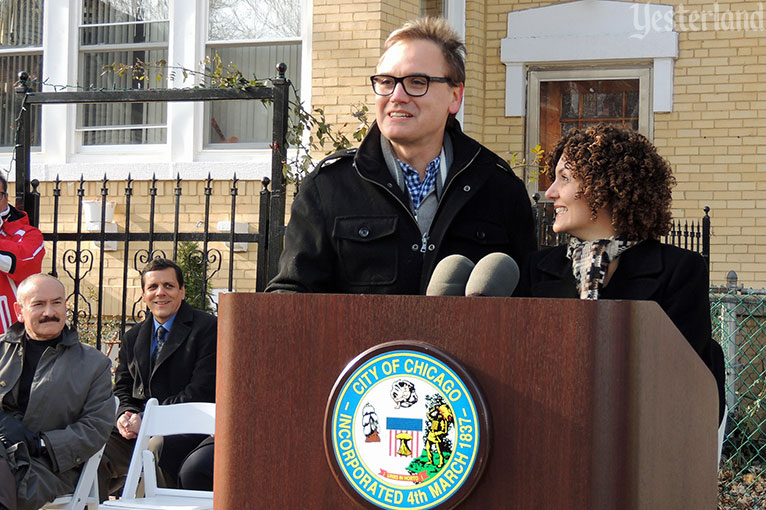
[178,435,214,491]
[97,428,206,501]
[0,458,15,510]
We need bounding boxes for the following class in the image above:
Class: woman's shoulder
[622,239,708,281]
[641,239,707,265]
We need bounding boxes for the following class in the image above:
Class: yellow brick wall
[653,1,766,288]
[309,0,766,287]
[312,0,425,156]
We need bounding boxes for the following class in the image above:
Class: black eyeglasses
[0,192,7,198]
[370,74,451,97]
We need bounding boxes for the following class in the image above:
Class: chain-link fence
[713,272,766,508]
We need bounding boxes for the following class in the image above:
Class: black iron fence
[34,175,278,349]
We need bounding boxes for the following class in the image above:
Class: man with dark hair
[0,176,44,333]
[0,274,113,510]
[266,17,535,294]
[97,258,217,500]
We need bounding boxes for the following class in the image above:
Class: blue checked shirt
[397,156,441,212]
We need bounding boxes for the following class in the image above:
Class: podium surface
[214,293,718,509]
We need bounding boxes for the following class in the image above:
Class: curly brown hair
[545,123,676,240]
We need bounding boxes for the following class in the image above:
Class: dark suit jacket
[516,239,725,420]
[114,300,217,417]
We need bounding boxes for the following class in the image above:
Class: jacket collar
[533,240,664,300]
[354,121,481,189]
[2,205,28,224]
[2,321,79,346]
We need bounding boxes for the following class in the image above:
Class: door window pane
[539,79,639,189]
[78,0,169,145]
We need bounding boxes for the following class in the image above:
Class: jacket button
[76,457,81,463]
[0,381,5,387]
[463,185,471,192]
[358,227,370,238]
[387,183,393,188]
[427,244,435,251]
[411,244,419,251]
[476,231,486,240]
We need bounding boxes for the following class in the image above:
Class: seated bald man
[0,274,113,510]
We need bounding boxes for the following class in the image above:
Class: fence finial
[15,71,30,93]
[726,270,738,290]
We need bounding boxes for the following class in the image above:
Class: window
[204,0,302,149]
[78,0,169,146]
[527,69,651,193]
[0,0,43,149]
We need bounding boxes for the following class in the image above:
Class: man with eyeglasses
[0,176,44,334]
[267,17,535,294]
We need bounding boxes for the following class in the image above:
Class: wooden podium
[214,294,718,509]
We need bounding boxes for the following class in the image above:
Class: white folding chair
[718,405,729,467]
[98,398,215,510]
[43,396,120,510]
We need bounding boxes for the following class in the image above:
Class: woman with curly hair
[516,123,725,424]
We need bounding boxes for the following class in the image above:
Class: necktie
[152,326,167,366]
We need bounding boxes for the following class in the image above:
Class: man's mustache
[39,316,61,323]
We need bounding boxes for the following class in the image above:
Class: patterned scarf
[566,236,639,300]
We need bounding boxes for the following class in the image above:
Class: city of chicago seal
[325,341,489,510]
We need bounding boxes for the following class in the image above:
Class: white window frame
[501,0,678,118]
[525,67,652,196]
[13,0,310,182]
[446,0,465,125]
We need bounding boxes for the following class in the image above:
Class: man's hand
[0,410,42,456]
[117,411,142,440]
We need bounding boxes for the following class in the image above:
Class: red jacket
[0,207,45,333]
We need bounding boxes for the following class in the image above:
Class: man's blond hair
[382,17,466,85]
